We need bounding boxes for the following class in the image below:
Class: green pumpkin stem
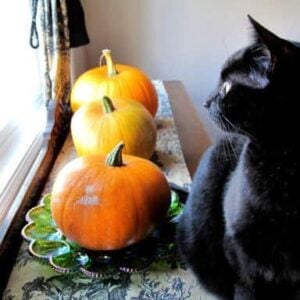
[102,96,115,113]
[105,142,125,167]
[102,49,118,77]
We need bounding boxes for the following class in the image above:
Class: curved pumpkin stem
[102,96,115,113]
[101,49,118,77]
[105,142,125,167]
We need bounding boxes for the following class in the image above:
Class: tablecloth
[3,81,217,300]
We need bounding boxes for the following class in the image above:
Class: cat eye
[220,81,232,97]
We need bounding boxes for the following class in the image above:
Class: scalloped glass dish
[21,191,184,278]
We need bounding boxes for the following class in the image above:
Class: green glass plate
[21,190,185,278]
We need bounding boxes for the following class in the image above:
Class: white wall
[74,0,300,137]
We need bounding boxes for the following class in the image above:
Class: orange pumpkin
[51,142,171,251]
[71,96,157,159]
[70,49,158,117]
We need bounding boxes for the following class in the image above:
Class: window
[0,1,46,242]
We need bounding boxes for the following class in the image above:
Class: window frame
[0,1,50,244]
[0,134,45,243]
[0,95,50,244]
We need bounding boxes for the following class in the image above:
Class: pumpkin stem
[101,49,118,77]
[105,142,125,167]
[102,96,115,113]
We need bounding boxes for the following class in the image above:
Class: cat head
[204,16,300,141]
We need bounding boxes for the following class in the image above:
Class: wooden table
[164,81,211,177]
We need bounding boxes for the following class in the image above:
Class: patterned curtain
[31,0,71,150]
[28,0,89,198]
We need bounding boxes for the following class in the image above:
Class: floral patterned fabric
[3,82,217,300]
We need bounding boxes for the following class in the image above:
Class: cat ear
[248,15,297,58]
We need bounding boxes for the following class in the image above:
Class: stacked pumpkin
[51,50,171,251]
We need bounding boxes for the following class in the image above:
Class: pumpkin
[70,49,158,117]
[71,96,157,159]
[51,142,171,251]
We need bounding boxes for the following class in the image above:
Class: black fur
[176,16,300,300]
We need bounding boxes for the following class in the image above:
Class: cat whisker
[212,104,238,160]
[213,104,249,160]
[214,103,250,139]
[227,134,240,160]
[215,127,224,163]
[221,117,256,161]
[220,112,257,143]
[220,121,240,161]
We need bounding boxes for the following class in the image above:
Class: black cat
[176,16,300,300]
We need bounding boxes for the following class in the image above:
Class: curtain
[0,1,89,292]
[28,0,89,198]
[31,0,89,150]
